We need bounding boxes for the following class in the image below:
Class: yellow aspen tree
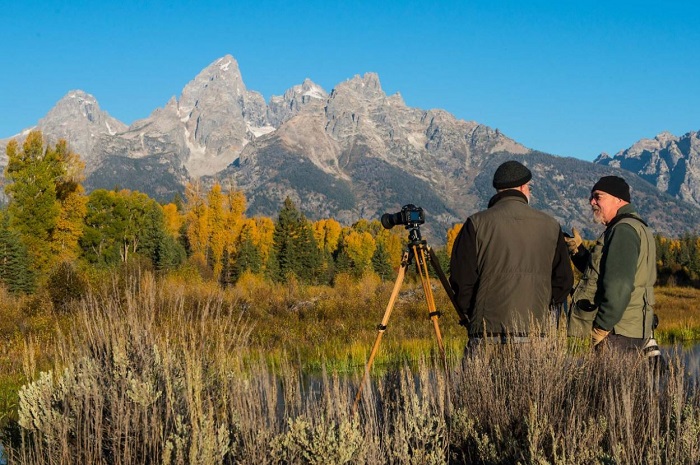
[54,185,88,262]
[375,228,405,269]
[344,230,376,274]
[51,140,87,263]
[313,218,342,254]
[207,183,229,277]
[224,187,247,251]
[351,218,372,233]
[184,181,210,263]
[162,203,183,238]
[446,223,463,258]
[252,216,275,267]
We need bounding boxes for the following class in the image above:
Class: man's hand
[564,227,582,254]
[591,327,610,347]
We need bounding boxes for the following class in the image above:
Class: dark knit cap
[492,160,532,189]
[591,176,631,202]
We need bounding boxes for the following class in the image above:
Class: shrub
[45,262,89,313]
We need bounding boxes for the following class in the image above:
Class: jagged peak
[55,89,99,108]
[594,152,611,163]
[64,89,97,101]
[334,72,384,97]
[41,90,111,125]
[654,131,677,144]
[212,54,240,73]
[188,54,245,88]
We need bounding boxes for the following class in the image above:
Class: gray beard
[592,209,605,225]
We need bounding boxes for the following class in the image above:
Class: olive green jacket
[568,204,656,338]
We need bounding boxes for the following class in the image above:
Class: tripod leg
[427,246,469,327]
[418,245,455,417]
[353,251,409,413]
[413,246,446,360]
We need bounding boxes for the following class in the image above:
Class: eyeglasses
[589,192,608,202]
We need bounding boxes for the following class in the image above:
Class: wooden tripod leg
[353,251,409,414]
[413,245,446,361]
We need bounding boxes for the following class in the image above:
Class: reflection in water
[679,343,700,379]
[660,344,700,380]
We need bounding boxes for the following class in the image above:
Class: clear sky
[2,0,699,161]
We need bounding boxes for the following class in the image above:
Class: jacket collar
[487,189,528,208]
[606,203,645,229]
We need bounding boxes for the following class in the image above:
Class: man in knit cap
[449,160,573,345]
[565,175,659,355]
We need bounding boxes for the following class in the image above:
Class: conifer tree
[271,197,321,283]
[372,242,394,280]
[0,213,35,293]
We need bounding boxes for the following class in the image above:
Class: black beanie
[591,176,631,202]
[492,160,532,189]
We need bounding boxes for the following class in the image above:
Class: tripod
[353,223,466,412]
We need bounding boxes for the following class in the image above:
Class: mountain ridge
[1,54,698,243]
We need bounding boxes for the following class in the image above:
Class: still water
[670,343,700,379]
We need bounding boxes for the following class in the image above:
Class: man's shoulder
[530,207,560,225]
[471,200,560,229]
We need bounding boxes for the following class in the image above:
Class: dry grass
[654,286,700,343]
[2,272,699,464]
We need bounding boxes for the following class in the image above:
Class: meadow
[0,267,699,464]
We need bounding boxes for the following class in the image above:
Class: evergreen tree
[0,213,35,293]
[4,132,61,273]
[271,197,321,283]
[230,237,263,282]
[332,233,353,276]
[372,242,394,280]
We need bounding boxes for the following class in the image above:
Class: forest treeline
[1,131,699,299]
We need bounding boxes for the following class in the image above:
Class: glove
[564,227,582,254]
[591,327,610,347]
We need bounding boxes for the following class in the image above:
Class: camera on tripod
[381,204,425,229]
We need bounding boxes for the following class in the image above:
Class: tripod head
[405,223,426,247]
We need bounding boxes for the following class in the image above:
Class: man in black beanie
[565,175,659,356]
[449,160,573,346]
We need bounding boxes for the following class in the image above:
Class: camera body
[381,204,425,229]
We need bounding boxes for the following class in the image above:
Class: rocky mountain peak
[40,90,127,134]
[2,53,699,240]
[30,90,128,165]
[595,129,700,208]
[178,55,247,114]
[655,131,676,144]
[267,78,328,127]
[333,73,384,99]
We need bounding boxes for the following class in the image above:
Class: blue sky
[2,0,699,161]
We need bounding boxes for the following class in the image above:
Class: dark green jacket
[449,190,573,336]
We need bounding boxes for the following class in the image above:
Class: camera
[381,204,425,229]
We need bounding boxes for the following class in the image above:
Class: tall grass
[3,270,700,464]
